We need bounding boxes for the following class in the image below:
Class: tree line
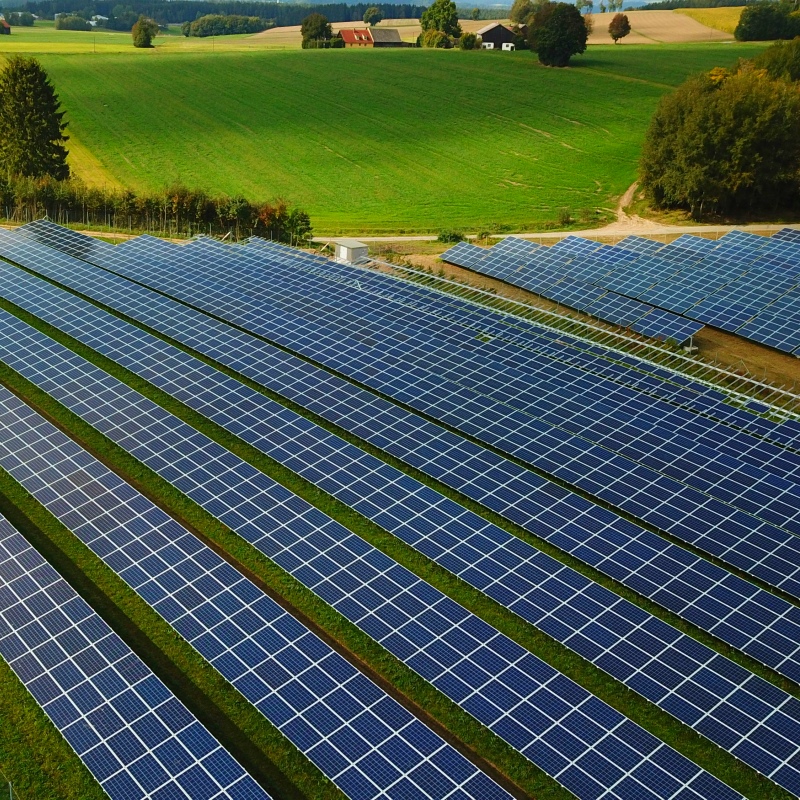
[0,176,313,241]
[640,39,800,219]
[181,14,271,36]
[7,0,427,26]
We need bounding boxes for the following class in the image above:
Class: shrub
[437,229,465,242]
[421,28,451,46]
[459,31,479,48]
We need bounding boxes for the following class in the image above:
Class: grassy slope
[675,7,744,35]
[29,42,763,234]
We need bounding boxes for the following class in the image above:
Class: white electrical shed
[333,239,369,262]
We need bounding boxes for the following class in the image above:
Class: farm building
[0,20,9,33]
[477,22,516,49]
[339,27,403,47]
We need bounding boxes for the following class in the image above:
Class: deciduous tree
[421,0,462,37]
[131,14,158,46]
[527,1,588,66]
[300,12,332,46]
[363,6,383,25]
[608,11,630,41]
[0,57,69,180]
[509,0,535,23]
[470,7,481,19]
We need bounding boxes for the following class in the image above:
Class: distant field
[586,9,731,44]
[14,40,763,233]
[675,6,744,35]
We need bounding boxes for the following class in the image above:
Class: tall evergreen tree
[0,57,69,180]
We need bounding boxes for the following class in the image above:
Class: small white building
[333,239,369,263]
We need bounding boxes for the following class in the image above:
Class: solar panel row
[441,240,704,345]
[63,235,800,600]
[443,230,800,352]
[0,386,506,800]
[0,515,271,800]
[0,294,798,795]
[2,237,800,699]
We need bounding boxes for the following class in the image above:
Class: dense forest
[2,0,428,25]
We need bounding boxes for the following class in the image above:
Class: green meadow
[0,25,761,233]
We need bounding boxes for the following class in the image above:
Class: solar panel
[583,292,652,327]
[0,516,272,800]
[3,232,800,686]
[0,387,507,800]
[0,305,776,797]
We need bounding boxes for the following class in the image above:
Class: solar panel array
[0,384,507,800]
[3,230,800,689]
[440,240,704,345]
[0,221,798,799]
[0,515,272,800]
[45,229,800,601]
[442,229,800,352]
[0,295,766,799]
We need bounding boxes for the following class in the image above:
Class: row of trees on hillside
[735,1,800,41]
[181,14,271,36]
[640,39,800,218]
[6,0,425,26]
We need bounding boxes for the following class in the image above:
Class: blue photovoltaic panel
[545,278,607,310]
[614,236,663,256]
[1,251,800,702]
[629,309,704,343]
[770,227,800,244]
[583,292,652,327]
[1,297,798,795]
[0,517,271,800]
[0,388,506,800]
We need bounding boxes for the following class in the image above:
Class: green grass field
[1,35,761,233]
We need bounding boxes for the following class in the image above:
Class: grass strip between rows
[0,280,792,799]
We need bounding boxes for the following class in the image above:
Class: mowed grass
[25,42,763,232]
[675,7,744,35]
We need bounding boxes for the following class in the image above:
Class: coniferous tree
[0,57,69,181]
